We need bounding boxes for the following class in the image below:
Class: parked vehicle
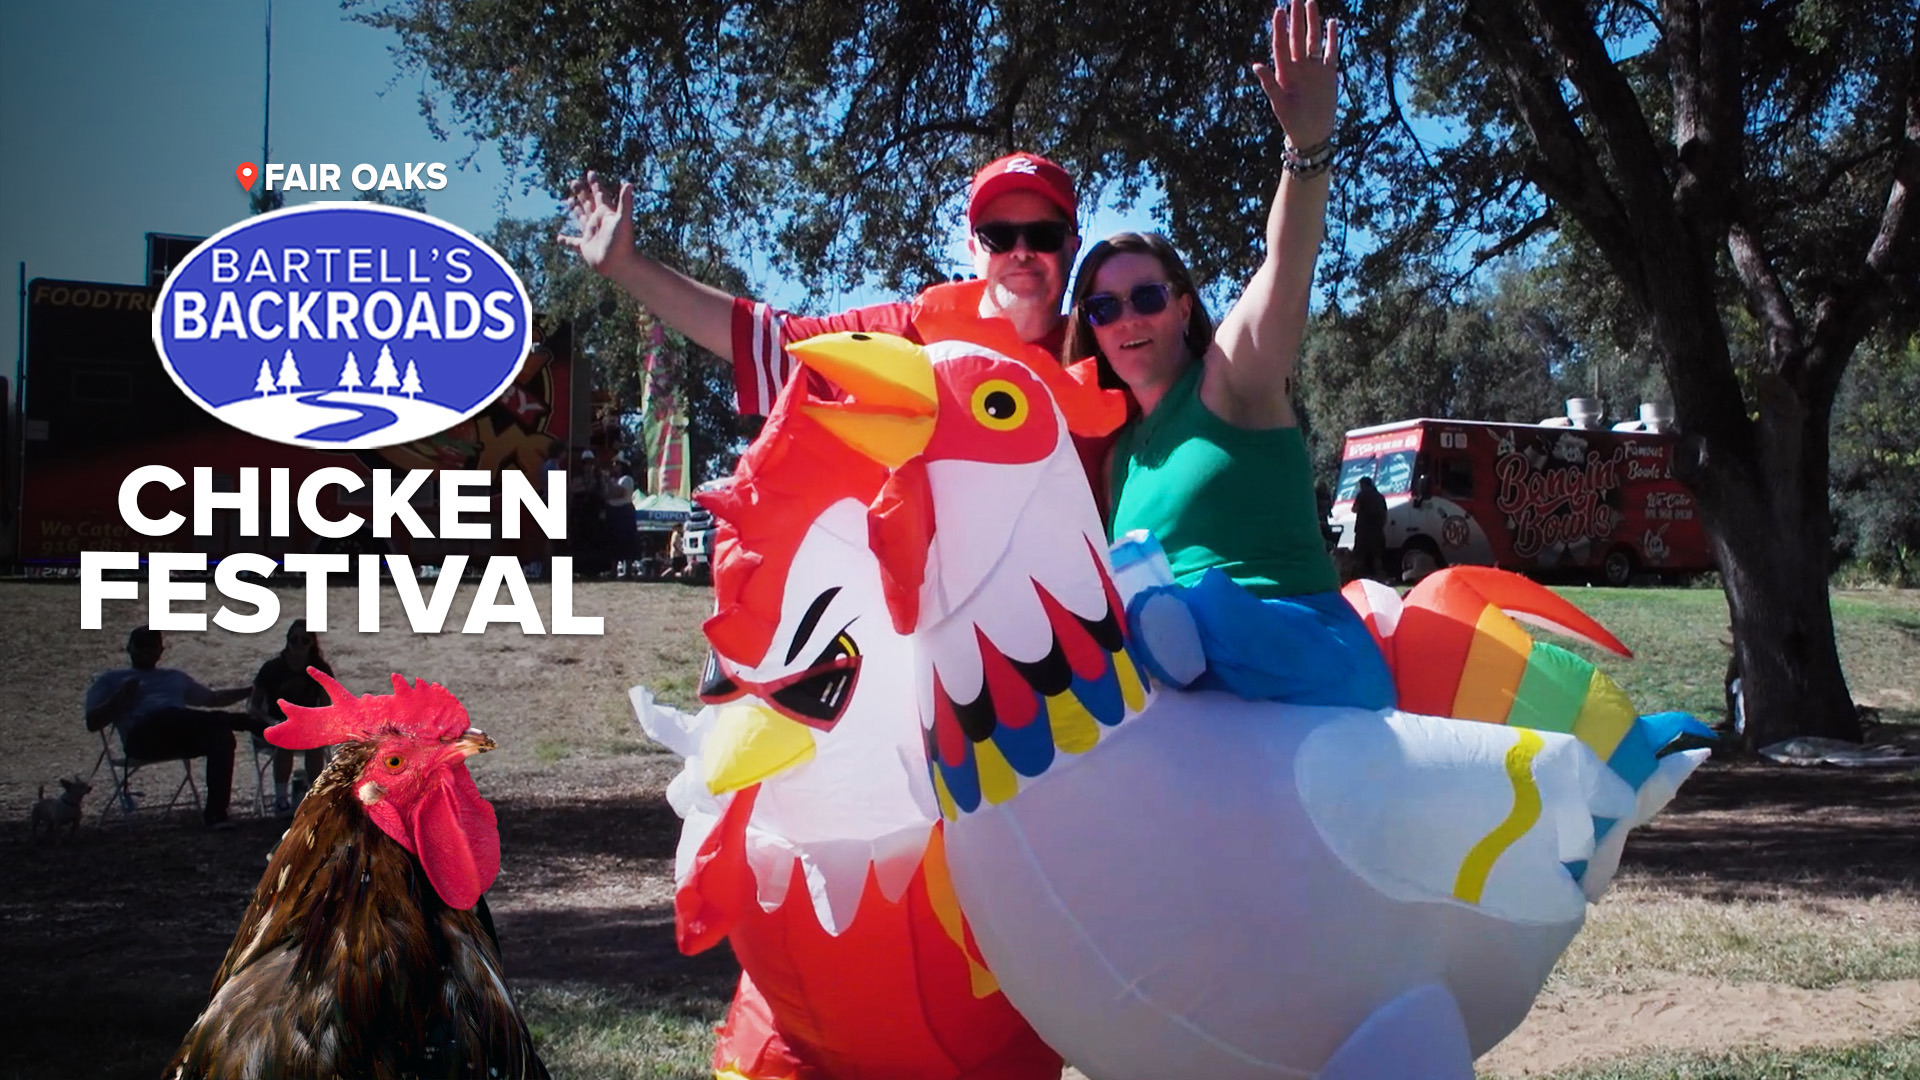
[683,477,730,574]
[1328,402,1714,585]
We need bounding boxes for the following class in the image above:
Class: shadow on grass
[1622,761,1920,901]
[496,901,740,1004]
[0,782,728,1079]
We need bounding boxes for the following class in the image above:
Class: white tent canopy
[632,492,691,531]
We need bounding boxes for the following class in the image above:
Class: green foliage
[486,216,744,485]
[356,187,429,213]
[354,0,1917,737]
[1831,332,1920,585]
[1297,254,1667,477]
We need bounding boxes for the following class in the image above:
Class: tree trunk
[1694,378,1861,751]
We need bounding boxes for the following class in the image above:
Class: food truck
[1328,402,1714,585]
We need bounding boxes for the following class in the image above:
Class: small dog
[30,777,90,843]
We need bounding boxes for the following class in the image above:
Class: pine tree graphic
[401,359,423,398]
[339,350,363,390]
[253,359,276,397]
[276,348,302,394]
[370,344,401,394]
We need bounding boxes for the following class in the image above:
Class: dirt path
[1479,977,1920,1075]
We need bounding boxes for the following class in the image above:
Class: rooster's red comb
[268,669,472,750]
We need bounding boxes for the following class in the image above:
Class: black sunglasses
[974,220,1072,255]
[1083,282,1175,327]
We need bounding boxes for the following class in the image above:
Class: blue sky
[0,0,1170,398]
[0,1,549,368]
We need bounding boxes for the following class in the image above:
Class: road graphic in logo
[152,203,532,451]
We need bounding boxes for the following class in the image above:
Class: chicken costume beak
[702,702,816,795]
[452,729,495,757]
[791,332,937,468]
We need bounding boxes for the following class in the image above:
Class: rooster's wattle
[165,671,548,1080]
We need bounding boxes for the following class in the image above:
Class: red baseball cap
[968,152,1078,227]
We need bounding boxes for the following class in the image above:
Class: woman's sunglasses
[1083,282,1174,327]
[974,220,1072,255]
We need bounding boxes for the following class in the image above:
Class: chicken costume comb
[702,370,892,667]
[270,670,500,911]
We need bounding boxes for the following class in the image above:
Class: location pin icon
[237,163,258,190]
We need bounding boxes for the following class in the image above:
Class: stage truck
[1328,403,1714,586]
[10,277,579,573]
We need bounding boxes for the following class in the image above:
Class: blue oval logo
[152,204,533,450]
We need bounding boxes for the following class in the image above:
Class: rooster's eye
[384,754,404,769]
[970,379,1028,431]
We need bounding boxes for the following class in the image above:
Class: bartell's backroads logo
[153,203,531,451]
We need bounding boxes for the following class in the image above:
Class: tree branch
[1866,26,1920,283]
[1466,206,1559,267]
[1379,40,1443,182]
[1657,0,1747,232]
[1528,0,1684,242]
[1801,19,1920,398]
[1728,219,1802,366]
[1461,0,1640,286]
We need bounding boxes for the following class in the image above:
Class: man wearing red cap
[564,153,1083,416]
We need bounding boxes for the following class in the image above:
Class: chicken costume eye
[697,649,740,703]
[766,630,861,729]
[970,379,1028,431]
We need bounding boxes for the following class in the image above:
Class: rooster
[773,331,1709,1080]
[630,336,1062,1079]
[165,671,548,1080]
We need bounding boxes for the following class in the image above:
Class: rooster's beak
[791,332,937,468]
[701,703,816,795]
[452,729,495,757]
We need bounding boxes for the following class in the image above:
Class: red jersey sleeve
[728,298,917,415]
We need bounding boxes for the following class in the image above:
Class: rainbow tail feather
[1342,568,1714,898]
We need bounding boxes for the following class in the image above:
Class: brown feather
[165,741,548,1080]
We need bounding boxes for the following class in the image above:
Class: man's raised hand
[560,171,637,279]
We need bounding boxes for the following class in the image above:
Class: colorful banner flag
[641,320,691,498]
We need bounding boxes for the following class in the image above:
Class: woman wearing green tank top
[1060,0,1392,709]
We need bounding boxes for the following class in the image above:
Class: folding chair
[93,726,200,826]
[250,735,334,817]
[248,732,278,817]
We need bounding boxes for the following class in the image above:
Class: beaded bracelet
[1282,137,1336,178]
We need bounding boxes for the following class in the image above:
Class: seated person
[1064,4,1392,709]
[249,619,334,816]
[85,626,259,828]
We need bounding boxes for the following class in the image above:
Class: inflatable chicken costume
[753,330,1711,1080]
[632,353,1062,1079]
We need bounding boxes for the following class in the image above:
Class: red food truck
[1328,406,1714,585]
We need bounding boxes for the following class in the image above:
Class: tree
[401,359,423,397]
[276,349,302,394]
[1335,2,1917,748]
[360,0,1917,748]
[486,215,747,484]
[1831,328,1920,584]
[370,345,401,394]
[356,187,429,214]
[254,359,276,397]
[340,351,364,390]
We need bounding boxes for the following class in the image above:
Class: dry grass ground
[2,580,1917,1079]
